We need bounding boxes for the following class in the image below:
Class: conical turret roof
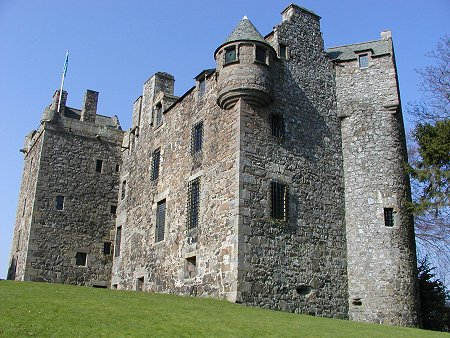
[224,16,267,44]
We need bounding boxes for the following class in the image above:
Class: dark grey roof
[224,16,267,44]
[327,39,391,61]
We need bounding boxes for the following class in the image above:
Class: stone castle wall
[336,38,420,325]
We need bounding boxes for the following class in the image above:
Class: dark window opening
[187,177,200,229]
[121,180,126,200]
[110,205,117,215]
[115,164,120,172]
[55,195,65,211]
[151,148,161,181]
[136,277,144,291]
[185,256,197,279]
[112,284,118,289]
[96,159,103,173]
[93,285,107,289]
[103,242,112,255]
[224,46,236,63]
[296,285,312,295]
[199,79,206,98]
[271,181,289,221]
[155,199,166,242]
[191,121,203,154]
[352,298,362,306]
[155,103,163,127]
[75,252,87,266]
[359,54,369,68]
[256,46,266,63]
[114,226,122,257]
[271,114,285,138]
[384,208,394,227]
[23,199,26,217]
[279,43,287,59]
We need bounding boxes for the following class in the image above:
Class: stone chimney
[381,30,392,40]
[50,90,67,112]
[81,90,98,123]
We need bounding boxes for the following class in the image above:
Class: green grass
[0,281,446,337]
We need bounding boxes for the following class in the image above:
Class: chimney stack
[81,90,98,123]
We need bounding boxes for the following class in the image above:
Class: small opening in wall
[115,164,120,172]
[75,252,87,266]
[384,208,395,227]
[93,285,107,289]
[112,284,118,289]
[110,205,117,215]
[103,242,112,255]
[136,277,144,291]
[185,256,197,279]
[352,298,362,306]
[96,159,103,173]
[55,195,65,211]
[279,43,287,59]
[295,285,312,295]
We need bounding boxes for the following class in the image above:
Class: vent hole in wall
[352,298,362,306]
[295,285,312,295]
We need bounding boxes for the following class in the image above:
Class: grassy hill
[0,281,445,337]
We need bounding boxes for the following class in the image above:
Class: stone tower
[8,90,124,286]
[329,31,420,325]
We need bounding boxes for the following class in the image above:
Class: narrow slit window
[121,180,127,200]
[384,208,394,227]
[271,114,285,138]
[55,195,65,211]
[270,181,289,221]
[155,103,163,127]
[185,256,197,278]
[199,79,206,98]
[224,46,236,63]
[75,252,87,266]
[155,199,166,242]
[191,121,203,154]
[279,43,287,59]
[187,177,200,229]
[96,159,103,173]
[114,226,122,257]
[359,54,369,68]
[151,148,161,181]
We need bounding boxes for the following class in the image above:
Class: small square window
[185,256,197,279]
[271,114,285,138]
[191,121,203,154]
[224,46,236,63]
[256,46,266,63]
[384,208,394,227]
[270,181,289,221]
[151,148,161,181]
[96,159,103,173]
[75,252,87,266]
[103,242,112,255]
[55,195,65,211]
[359,54,369,68]
[279,44,287,59]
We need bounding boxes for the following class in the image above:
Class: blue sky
[0,0,449,279]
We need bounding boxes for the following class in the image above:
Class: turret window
[224,46,237,63]
[255,46,266,63]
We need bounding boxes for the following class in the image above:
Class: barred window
[155,199,166,242]
[151,148,161,181]
[384,208,394,227]
[359,54,369,68]
[187,177,200,229]
[270,181,289,221]
[271,114,285,138]
[114,226,122,257]
[55,195,65,210]
[191,121,203,154]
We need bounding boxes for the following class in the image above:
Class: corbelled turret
[215,16,274,110]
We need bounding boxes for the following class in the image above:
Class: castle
[8,4,420,327]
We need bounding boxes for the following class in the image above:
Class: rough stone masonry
[8,4,420,327]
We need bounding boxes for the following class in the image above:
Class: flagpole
[57,50,69,113]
